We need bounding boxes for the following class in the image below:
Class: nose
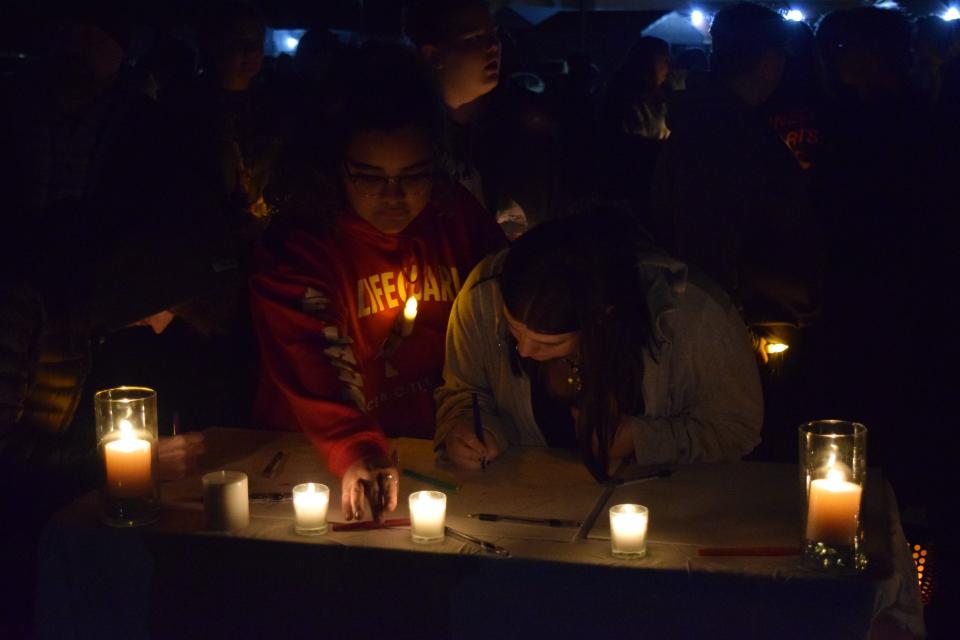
[380,177,405,198]
[515,334,537,359]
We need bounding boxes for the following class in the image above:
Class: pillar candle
[806,469,862,546]
[104,419,153,498]
[203,471,249,531]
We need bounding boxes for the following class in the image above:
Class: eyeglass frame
[341,164,436,198]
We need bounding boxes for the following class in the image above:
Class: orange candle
[104,420,153,498]
[805,469,862,545]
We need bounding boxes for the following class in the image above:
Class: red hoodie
[250,185,505,476]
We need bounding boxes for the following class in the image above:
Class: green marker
[401,468,460,493]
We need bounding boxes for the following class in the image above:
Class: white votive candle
[202,471,249,531]
[409,490,446,543]
[104,420,153,498]
[806,469,862,546]
[293,483,329,535]
[610,503,649,558]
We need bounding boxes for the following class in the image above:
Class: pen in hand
[472,392,487,471]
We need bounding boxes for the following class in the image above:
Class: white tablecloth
[36,428,924,638]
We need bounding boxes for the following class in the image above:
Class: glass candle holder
[609,504,649,558]
[292,483,329,535]
[95,387,160,527]
[409,490,446,544]
[799,420,867,572]
[203,471,250,531]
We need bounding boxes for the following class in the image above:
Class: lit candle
[806,468,862,546]
[409,490,446,543]
[401,297,418,337]
[103,419,153,498]
[293,482,329,535]
[609,503,649,558]
[202,471,250,531]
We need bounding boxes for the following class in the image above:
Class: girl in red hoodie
[250,44,504,522]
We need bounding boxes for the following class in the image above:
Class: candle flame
[404,296,418,321]
[826,468,845,483]
[118,419,135,438]
[765,342,788,354]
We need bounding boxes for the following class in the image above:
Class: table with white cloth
[36,428,924,639]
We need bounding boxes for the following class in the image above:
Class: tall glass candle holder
[95,387,160,527]
[799,420,867,572]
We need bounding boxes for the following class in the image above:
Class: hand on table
[342,456,399,522]
[157,433,206,480]
[443,421,500,470]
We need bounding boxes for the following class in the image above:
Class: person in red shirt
[250,44,505,522]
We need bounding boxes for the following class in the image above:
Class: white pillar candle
[400,297,418,337]
[104,419,153,498]
[609,504,649,558]
[202,471,249,531]
[293,483,330,535]
[409,490,446,543]
[806,469,862,546]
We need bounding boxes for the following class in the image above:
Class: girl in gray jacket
[434,214,762,479]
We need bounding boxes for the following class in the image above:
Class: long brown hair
[500,215,652,481]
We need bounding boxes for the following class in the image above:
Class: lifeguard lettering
[357,266,463,318]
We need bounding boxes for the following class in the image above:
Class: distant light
[785,9,805,22]
[766,342,789,355]
[691,10,706,28]
[875,1,900,9]
[285,36,300,50]
[944,7,960,21]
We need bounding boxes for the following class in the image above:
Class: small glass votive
[202,471,250,531]
[609,504,649,559]
[292,483,329,535]
[799,420,867,572]
[409,490,446,544]
[95,387,160,527]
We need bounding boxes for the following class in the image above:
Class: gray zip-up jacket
[434,249,763,467]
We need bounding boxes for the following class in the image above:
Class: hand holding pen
[441,392,500,471]
[341,452,399,522]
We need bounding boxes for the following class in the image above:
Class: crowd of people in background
[2,0,958,634]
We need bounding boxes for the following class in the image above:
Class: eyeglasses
[343,169,434,197]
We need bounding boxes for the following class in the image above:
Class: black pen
[467,513,581,528]
[471,392,486,471]
[261,451,284,477]
[608,468,673,486]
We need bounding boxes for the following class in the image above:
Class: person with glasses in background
[250,44,505,523]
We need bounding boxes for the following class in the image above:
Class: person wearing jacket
[435,214,762,478]
[250,44,505,522]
